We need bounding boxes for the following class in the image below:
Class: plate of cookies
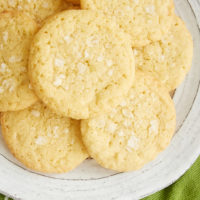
[0,0,199,199]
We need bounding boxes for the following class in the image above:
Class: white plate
[0,0,200,199]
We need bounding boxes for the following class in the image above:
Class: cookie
[81,71,176,172]
[0,0,66,23]
[29,10,135,119]
[1,102,88,173]
[65,0,80,5]
[0,11,38,112]
[135,16,193,91]
[80,0,174,47]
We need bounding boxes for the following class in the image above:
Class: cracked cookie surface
[81,71,176,172]
[29,10,135,119]
[135,16,193,91]
[81,0,174,47]
[1,102,88,173]
[0,11,38,111]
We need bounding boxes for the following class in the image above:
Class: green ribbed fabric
[143,156,200,200]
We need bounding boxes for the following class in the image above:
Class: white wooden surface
[0,0,200,199]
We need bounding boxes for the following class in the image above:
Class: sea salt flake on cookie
[84,50,90,59]
[120,101,127,107]
[123,119,132,128]
[53,78,62,87]
[3,31,8,43]
[108,69,113,76]
[117,129,124,137]
[64,128,69,134]
[122,108,133,118]
[96,119,106,129]
[0,63,7,72]
[64,35,71,43]
[8,85,15,92]
[43,2,49,8]
[55,58,65,67]
[107,122,117,133]
[149,120,159,135]
[35,136,47,145]
[53,126,59,138]
[0,86,4,94]
[126,134,139,151]
[77,63,87,74]
[97,56,104,62]
[53,74,65,87]
[145,5,155,14]
[31,110,40,117]
[106,60,113,67]
[9,56,21,63]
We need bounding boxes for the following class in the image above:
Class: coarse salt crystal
[106,60,113,67]
[149,120,159,135]
[123,119,132,128]
[127,134,139,150]
[133,49,138,56]
[53,78,63,87]
[55,58,65,67]
[3,32,8,43]
[8,85,15,92]
[64,84,69,91]
[28,83,33,89]
[117,130,124,137]
[8,0,15,6]
[97,56,104,62]
[108,69,113,76]
[160,55,165,61]
[84,50,90,59]
[77,63,87,74]
[107,122,117,133]
[43,2,49,8]
[96,120,106,129]
[0,86,4,94]
[64,128,69,134]
[53,126,59,138]
[31,110,40,117]
[145,5,155,14]
[9,56,21,63]
[122,109,133,118]
[120,101,127,107]
[64,35,71,43]
[0,63,7,72]
[35,136,46,145]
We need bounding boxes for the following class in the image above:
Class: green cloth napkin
[143,156,200,200]
[0,156,199,200]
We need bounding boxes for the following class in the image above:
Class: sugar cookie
[0,11,38,112]
[135,16,193,91]
[29,10,135,119]
[0,0,66,23]
[81,0,174,47]
[1,102,88,173]
[81,71,176,172]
